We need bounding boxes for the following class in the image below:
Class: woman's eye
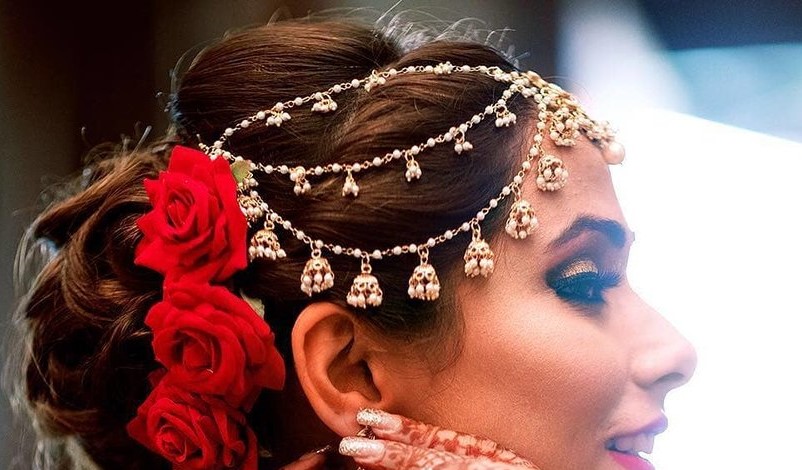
[547,259,622,305]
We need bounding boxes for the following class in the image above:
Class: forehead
[524,137,627,248]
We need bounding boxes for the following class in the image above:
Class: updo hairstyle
[10,18,536,469]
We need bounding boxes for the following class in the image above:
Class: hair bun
[14,147,170,469]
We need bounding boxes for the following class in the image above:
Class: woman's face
[382,138,697,470]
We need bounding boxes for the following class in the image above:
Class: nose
[631,298,698,397]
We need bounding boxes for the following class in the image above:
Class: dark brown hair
[10,18,535,469]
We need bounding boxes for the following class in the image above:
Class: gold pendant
[505,199,538,239]
[408,247,440,301]
[347,256,383,308]
[248,220,286,261]
[300,250,334,296]
[535,154,568,191]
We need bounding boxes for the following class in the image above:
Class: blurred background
[2,1,800,469]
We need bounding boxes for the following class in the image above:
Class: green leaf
[230,160,251,184]
[239,290,266,319]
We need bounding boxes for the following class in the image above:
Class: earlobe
[291,302,386,437]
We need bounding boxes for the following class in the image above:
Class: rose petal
[133,146,247,283]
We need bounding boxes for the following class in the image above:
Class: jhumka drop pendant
[535,154,568,191]
[408,248,441,301]
[505,199,538,239]
[300,250,334,296]
[238,194,267,225]
[347,258,383,308]
[464,239,495,278]
[248,221,286,261]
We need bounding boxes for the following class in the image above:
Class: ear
[291,302,393,437]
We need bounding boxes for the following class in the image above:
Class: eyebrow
[547,215,630,250]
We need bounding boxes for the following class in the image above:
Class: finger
[339,436,527,470]
[356,409,534,467]
[280,446,332,470]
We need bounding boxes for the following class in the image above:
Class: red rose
[147,282,285,409]
[127,371,258,470]
[135,145,247,283]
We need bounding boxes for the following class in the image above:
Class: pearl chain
[258,135,543,264]
[204,64,538,192]
[198,63,620,308]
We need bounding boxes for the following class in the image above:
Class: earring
[356,425,375,439]
[355,425,375,470]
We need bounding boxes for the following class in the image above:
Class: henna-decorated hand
[339,409,538,470]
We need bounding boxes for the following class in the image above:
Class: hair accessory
[342,170,360,197]
[198,63,622,308]
[129,147,286,470]
[536,154,568,191]
[249,220,286,261]
[464,222,495,278]
[348,255,384,308]
[602,140,627,165]
[301,249,335,296]
[408,246,441,301]
[505,199,539,239]
[453,128,473,154]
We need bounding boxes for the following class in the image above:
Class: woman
[10,18,696,470]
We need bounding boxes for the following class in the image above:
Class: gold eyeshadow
[559,259,599,279]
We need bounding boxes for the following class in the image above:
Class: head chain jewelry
[198,62,625,309]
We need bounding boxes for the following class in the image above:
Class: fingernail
[356,408,402,432]
[338,437,385,458]
[299,445,333,461]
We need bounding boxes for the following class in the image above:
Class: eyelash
[548,262,622,306]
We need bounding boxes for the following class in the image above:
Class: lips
[606,434,655,470]
[606,432,655,454]
[608,450,654,470]
[605,415,667,470]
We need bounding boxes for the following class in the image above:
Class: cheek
[478,299,626,420]
[423,293,628,467]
